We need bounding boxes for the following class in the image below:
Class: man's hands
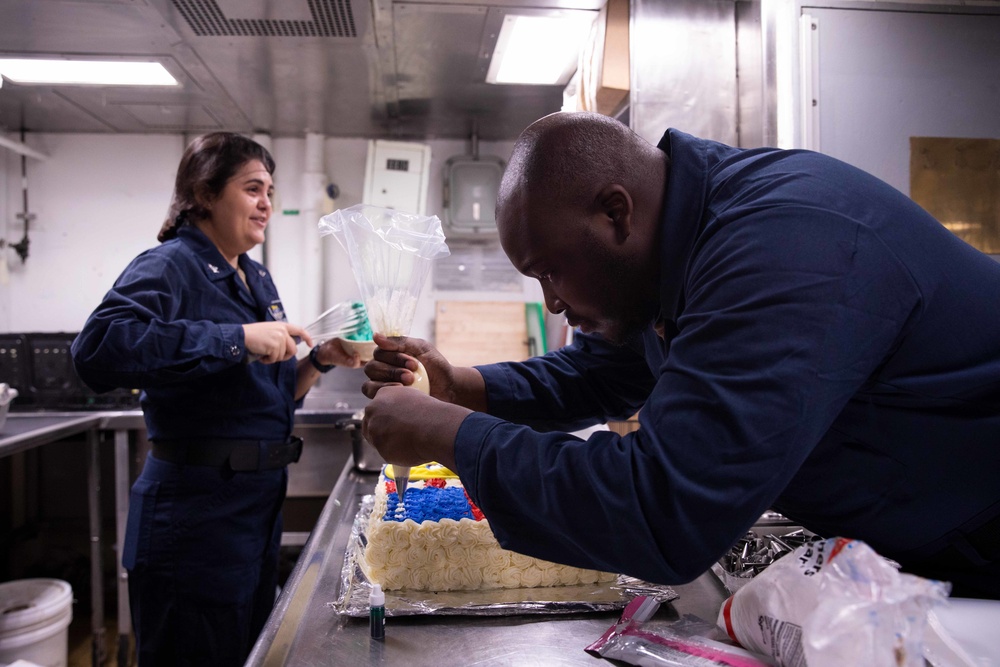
[360,333,488,472]
[361,333,487,409]
[243,321,312,364]
[362,333,453,399]
[361,385,467,471]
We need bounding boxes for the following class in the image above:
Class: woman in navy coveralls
[71,133,359,665]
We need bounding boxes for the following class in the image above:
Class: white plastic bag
[0,383,18,430]
[718,537,951,667]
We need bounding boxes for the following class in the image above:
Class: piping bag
[319,204,449,503]
[389,363,430,501]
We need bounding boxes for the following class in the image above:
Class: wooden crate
[434,301,530,367]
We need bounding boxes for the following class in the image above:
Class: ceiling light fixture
[486,12,597,86]
[0,59,178,86]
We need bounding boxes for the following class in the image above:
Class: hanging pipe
[300,132,326,322]
[252,132,274,268]
[5,130,34,262]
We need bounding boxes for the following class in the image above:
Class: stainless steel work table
[1,405,360,667]
[2,412,111,665]
[248,462,731,666]
[0,412,103,456]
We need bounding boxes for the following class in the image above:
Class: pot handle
[335,417,362,431]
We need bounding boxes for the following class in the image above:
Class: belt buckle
[260,436,303,470]
[285,435,304,465]
[228,436,303,471]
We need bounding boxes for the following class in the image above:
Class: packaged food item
[712,530,822,595]
[717,537,951,667]
[587,596,773,666]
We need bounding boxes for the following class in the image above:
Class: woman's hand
[243,321,312,363]
[314,338,362,369]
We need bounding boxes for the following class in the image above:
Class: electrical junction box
[362,140,432,214]
[442,155,506,238]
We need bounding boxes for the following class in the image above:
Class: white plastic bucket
[0,579,73,667]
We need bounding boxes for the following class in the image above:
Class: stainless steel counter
[1,412,110,665]
[248,462,731,666]
[0,412,103,456]
[1,404,362,667]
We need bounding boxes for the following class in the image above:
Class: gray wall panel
[810,7,1000,192]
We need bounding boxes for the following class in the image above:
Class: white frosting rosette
[364,470,616,592]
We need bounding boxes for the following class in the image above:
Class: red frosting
[464,490,486,521]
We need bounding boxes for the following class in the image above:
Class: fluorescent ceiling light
[487,13,596,86]
[0,59,178,86]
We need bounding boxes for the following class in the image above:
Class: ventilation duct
[172,0,358,38]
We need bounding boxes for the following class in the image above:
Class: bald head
[497,111,663,221]
[494,111,668,344]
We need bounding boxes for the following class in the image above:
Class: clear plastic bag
[319,204,450,336]
[587,596,774,666]
[718,537,952,667]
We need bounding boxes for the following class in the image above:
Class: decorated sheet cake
[362,463,616,592]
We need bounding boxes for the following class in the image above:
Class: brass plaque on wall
[910,137,1000,254]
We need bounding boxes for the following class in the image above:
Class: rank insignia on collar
[207,263,220,274]
[258,270,267,277]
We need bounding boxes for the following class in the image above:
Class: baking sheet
[331,495,679,617]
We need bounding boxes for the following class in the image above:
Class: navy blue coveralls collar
[654,129,709,342]
[178,225,276,320]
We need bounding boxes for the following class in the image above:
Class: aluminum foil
[331,495,679,617]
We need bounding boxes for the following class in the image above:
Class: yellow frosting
[385,462,458,480]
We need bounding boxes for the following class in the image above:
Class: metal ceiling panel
[0,0,176,54]
[147,0,378,136]
[0,0,253,133]
[0,0,609,139]
[394,4,488,97]
[116,102,223,131]
[0,88,115,133]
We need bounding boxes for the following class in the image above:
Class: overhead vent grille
[173,0,357,38]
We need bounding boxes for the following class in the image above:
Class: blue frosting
[384,486,474,523]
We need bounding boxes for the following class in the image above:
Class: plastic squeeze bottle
[369,583,386,640]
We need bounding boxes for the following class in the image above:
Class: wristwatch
[308,345,336,373]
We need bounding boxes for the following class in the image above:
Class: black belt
[151,436,303,471]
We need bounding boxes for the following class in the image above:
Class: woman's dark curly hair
[158,132,275,243]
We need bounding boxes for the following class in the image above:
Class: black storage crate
[3,332,140,412]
